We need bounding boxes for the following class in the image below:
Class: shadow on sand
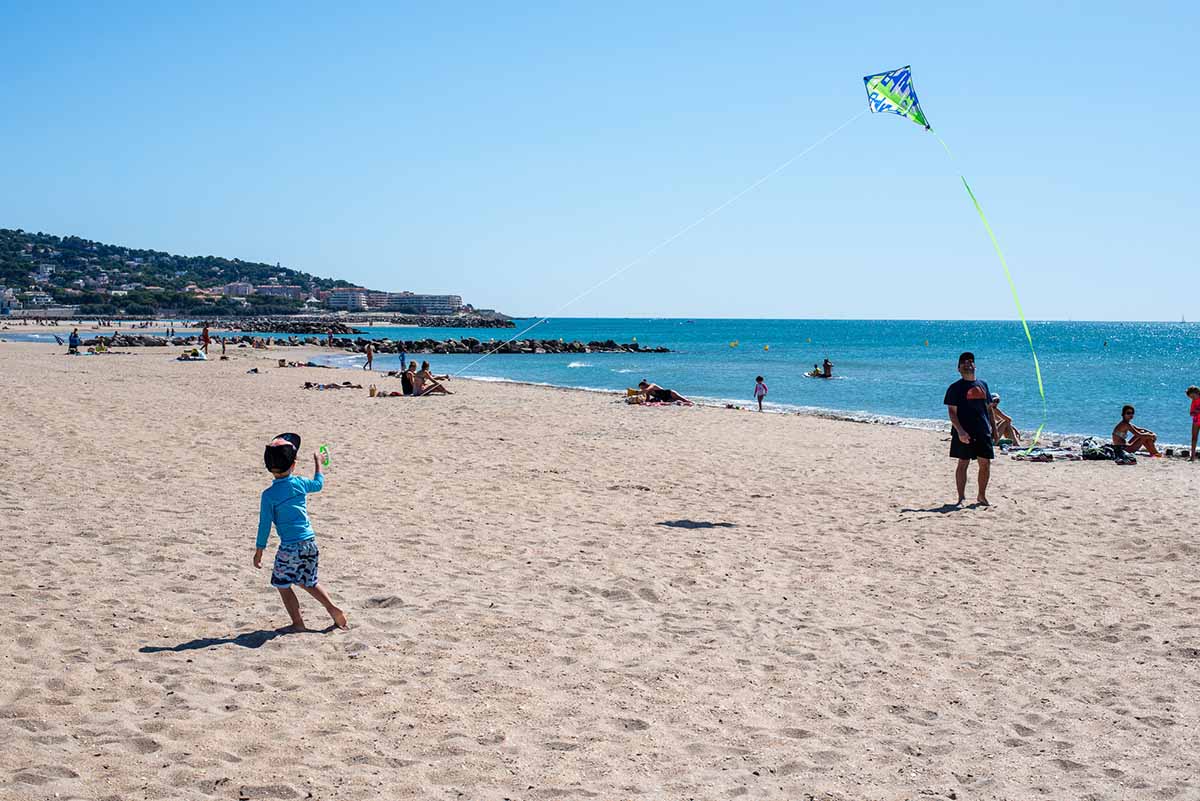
[656,519,737,530]
[900,503,969,514]
[139,625,336,653]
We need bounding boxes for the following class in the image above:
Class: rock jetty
[341,337,667,355]
[81,333,668,354]
[205,319,357,334]
[385,315,514,329]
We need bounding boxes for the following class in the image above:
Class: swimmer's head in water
[264,432,301,474]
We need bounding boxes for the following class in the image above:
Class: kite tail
[933,132,1047,449]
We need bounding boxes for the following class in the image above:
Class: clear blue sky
[2,2,1195,319]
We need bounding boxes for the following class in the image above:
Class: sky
[1,1,1196,320]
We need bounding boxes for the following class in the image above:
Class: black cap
[264,432,301,473]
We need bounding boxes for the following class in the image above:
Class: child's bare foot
[330,607,348,630]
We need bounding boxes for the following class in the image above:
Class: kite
[863,66,929,129]
[864,65,1047,447]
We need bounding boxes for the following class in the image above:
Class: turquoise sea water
[323,318,1199,443]
[10,318,1199,442]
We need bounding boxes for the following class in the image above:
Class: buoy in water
[763,345,769,351]
[730,340,738,348]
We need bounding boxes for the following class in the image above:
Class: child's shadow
[139,625,337,653]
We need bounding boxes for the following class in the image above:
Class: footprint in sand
[364,595,404,608]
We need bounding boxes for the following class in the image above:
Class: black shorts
[950,431,994,460]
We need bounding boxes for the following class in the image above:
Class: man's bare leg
[976,458,991,506]
[955,459,969,504]
[276,587,306,630]
[301,584,348,629]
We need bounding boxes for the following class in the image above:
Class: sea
[9,318,1199,444]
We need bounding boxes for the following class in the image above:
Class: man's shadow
[899,503,966,514]
[139,625,336,653]
[656,519,737,529]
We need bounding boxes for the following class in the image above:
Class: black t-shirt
[943,378,992,438]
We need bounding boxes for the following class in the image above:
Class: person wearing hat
[944,352,998,506]
[254,433,348,631]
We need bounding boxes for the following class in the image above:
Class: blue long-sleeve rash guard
[256,473,324,549]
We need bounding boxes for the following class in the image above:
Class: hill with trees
[0,228,357,317]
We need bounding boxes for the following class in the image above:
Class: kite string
[931,130,1048,449]
[452,106,870,377]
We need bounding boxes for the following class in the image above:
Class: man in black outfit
[944,351,998,506]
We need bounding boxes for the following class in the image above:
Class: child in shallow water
[754,376,768,411]
[255,433,348,631]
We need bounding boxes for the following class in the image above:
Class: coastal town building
[222,281,254,297]
[328,289,369,311]
[366,291,392,309]
[384,292,463,315]
[255,284,304,299]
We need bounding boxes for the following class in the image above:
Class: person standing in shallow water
[753,376,768,411]
[944,351,998,507]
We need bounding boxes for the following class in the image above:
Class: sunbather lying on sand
[633,380,693,405]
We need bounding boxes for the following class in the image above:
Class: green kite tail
[932,132,1048,448]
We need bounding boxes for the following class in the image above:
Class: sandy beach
[1,340,1197,801]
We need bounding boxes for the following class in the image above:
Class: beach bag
[1080,437,1116,461]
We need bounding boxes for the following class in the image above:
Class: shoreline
[7,333,1187,451]
[318,351,1189,451]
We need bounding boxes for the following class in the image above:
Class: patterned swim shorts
[271,540,319,589]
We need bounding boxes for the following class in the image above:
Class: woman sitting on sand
[401,363,416,396]
[636,380,692,405]
[990,394,1021,446]
[1113,404,1160,457]
[414,361,452,395]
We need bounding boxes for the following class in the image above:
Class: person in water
[1112,404,1160,457]
[635,380,692,405]
[753,376,768,412]
[822,358,833,378]
[808,363,822,377]
[989,394,1021,446]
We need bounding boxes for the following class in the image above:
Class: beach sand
[1,341,1197,800]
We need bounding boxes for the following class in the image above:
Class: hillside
[0,228,356,317]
